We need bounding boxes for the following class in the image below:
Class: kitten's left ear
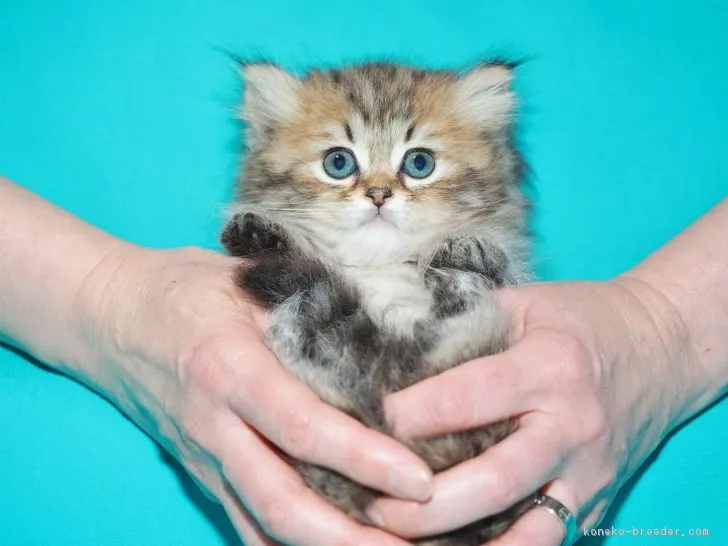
[240,63,301,148]
[454,62,516,131]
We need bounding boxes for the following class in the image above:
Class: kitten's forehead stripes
[331,64,421,126]
[239,60,524,235]
[404,124,416,143]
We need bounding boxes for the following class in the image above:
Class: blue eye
[323,148,357,179]
[401,149,435,179]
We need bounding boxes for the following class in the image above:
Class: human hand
[369,278,696,545]
[72,244,432,546]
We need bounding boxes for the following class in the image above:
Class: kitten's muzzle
[365,186,393,208]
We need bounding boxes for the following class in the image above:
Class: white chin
[364,216,396,230]
[337,219,410,266]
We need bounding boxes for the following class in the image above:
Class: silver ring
[531,493,578,546]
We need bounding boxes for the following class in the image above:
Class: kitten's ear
[454,62,516,131]
[241,63,301,147]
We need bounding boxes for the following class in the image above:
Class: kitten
[221,61,535,545]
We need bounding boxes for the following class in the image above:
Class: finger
[487,507,564,546]
[367,417,565,537]
[229,352,432,501]
[220,413,413,546]
[186,466,220,503]
[384,335,545,439]
[220,486,280,546]
[581,498,609,533]
[488,480,577,546]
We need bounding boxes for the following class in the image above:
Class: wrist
[623,199,728,424]
[614,270,722,432]
[66,241,150,394]
[0,233,125,376]
[67,244,240,408]
[0,179,127,379]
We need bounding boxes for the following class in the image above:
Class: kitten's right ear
[241,63,301,147]
[454,61,517,131]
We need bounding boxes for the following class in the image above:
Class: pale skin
[0,177,431,546]
[1,175,726,546]
[370,198,728,544]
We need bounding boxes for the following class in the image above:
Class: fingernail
[387,465,433,501]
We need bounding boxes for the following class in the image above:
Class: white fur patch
[343,263,432,332]
[455,65,515,130]
[242,64,301,147]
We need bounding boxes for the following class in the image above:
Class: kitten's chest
[343,264,432,332]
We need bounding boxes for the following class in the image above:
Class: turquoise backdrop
[1,1,726,544]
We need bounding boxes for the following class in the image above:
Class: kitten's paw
[221,213,289,257]
[426,237,507,287]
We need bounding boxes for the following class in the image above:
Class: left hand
[365,279,696,545]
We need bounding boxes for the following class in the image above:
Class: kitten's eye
[322,148,358,179]
[401,149,436,179]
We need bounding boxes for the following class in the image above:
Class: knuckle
[429,380,476,429]
[257,496,293,538]
[590,413,611,445]
[277,408,316,459]
[488,463,519,504]
[556,335,587,374]
[341,436,368,475]
[580,403,611,447]
[184,341,228,392]
[543,333,591,385]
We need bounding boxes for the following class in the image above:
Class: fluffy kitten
[221,61,535,545]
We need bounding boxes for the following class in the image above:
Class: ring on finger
[531,493,578,546]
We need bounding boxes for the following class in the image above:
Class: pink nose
[365,187,393,207]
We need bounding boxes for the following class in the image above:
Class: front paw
[221,213,289,257]
[425,237,507,287]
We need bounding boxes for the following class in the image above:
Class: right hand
[374,278,696,544]
[71,243,432,546]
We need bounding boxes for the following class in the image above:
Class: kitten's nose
[365,187,393,208]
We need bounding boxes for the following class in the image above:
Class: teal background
[1,1,726,544]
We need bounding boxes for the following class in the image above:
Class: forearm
[622,198,728,425]
[0,177,126,378]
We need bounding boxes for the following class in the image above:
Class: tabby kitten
[221,61,535,545]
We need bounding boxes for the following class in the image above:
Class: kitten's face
[238,62,522,267]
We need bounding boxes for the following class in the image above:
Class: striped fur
[222,61,534,545]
